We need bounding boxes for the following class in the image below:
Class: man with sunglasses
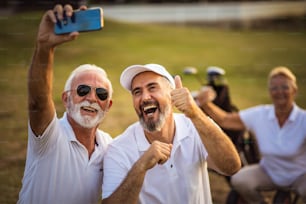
[102,64,241,204]
[18,4,113,204]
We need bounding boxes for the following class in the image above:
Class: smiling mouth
[81,106,98,113]
[143,104,158,115]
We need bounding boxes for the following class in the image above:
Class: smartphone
[54,7,104,35]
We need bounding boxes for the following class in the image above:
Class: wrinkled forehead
[72,70,109,87]
[131,71,168,88]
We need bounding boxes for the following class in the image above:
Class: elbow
[208,154,241,176]
[216,155,242,176]
[223,157,242,176]
[231,163,242,176]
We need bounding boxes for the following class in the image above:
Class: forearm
[28,44,54,95]
[199,102,227,124]
[102,160,147,204]
[28,44,55,135]
[189,107,241,175]
[200,102,244,130]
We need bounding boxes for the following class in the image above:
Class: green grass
[0,11,306,203]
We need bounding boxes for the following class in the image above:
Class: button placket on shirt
[166,142,179,177]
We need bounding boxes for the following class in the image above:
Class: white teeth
[147,113,154,116]
[143,105,156,111]
[82,106,97,112]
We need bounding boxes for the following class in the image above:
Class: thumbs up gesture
[171,75,199,118]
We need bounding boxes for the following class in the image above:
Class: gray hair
[64,64,113,97]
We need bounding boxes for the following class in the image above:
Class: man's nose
[141,89,152,100]
[85,89,98,102]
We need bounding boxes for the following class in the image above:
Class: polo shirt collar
[62,112,78,142]
[134,123,150,152]
[269,103,298,122]
[173,114,190,144]
[288,103,298,122]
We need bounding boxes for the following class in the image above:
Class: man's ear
[107,100,113,111]
[62,92,69,108]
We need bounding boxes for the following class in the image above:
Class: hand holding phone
[54,7,104,35]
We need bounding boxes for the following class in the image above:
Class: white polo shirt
[102,113,212,204]
[239,104,306,186]
[18,112,112,204]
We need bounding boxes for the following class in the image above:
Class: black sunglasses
[76,84,109,101]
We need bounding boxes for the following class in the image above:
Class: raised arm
[171,75,241,176]
[28,4,81,135]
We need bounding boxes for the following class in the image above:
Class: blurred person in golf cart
[206,66,237,112]
[199,66,258,165]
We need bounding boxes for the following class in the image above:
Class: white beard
[67,98,106,129]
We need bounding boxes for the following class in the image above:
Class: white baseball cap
[120,63,175,91]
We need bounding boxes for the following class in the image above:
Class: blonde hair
[268,66,297,89]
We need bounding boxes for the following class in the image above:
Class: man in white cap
[102,63,241,204]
